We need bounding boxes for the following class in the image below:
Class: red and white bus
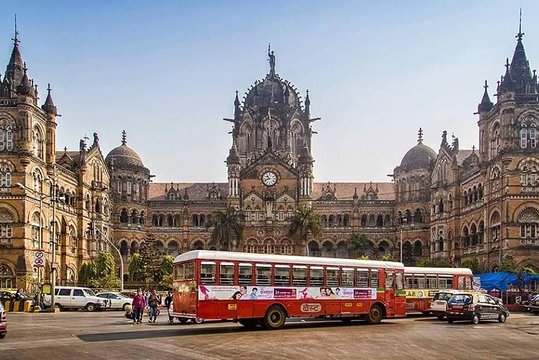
[172,250,406,329]
[403,267,473,314]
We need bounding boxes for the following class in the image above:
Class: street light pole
[400,218,407,264]
[50,178,57,311]
[92,223,124,292]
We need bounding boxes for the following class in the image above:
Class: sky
[1,0,538,183]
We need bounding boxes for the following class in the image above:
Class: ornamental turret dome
[398,128,436,172]
[105,131,145,169]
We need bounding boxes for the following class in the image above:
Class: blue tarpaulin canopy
[476,272,539,291]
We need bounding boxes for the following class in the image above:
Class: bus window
[439,276,452,289]
[293,266,307,286]
[342,268,354,287]
[256,264,271,286]
[465,277,472,290]
[238,263,252,286]
[427,276,437,289]
[309,267,324,286]
[395,272,404,290]
[371,270,379,288]
[413,274,426,289]
[220,262,235,285]
[357,269,369,287]
[275,265,290,286]
[326,267,339,287]
[385,271,394,289]
[404,275,412,289]
[175,264,185,280]
[200,262,216,285]
[185,262,195,281]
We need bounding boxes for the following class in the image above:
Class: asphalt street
[1,311,538,360]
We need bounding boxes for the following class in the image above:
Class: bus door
[384,270,395,317]
[394,269,406,316]
[237,263,254,319]
[173,262,197,317]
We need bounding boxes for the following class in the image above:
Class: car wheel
[436,315,445,321]
[472,313,480,324]
[0,333,5,339]
[262,305,287,330]
[122,303,130,311]
[498,313,507,323]
[447,319,454,324]
[533,311,539,315]
[366,304,384,325]
[192,318,204,324]
[86,303,96,312]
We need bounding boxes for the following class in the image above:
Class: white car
[43,286,105,311]
[96,292,132,310]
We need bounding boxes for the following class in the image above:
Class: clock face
[262,171,278,186]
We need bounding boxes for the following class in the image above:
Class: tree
[461,257,482,274]
[159,255,174,290]
[78,252,120,289]
[139,240,163,283]
[288,206,322,255]
[499,258,518,273]
[349,233,372,259]
[401,241,415,266]
[128,253,146,282]
[207,207,244,251]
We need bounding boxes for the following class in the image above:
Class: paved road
[1,311,538,360]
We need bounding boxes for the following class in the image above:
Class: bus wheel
[263,305,286,330]
[366,304,383,325]
[436,315,445,321]
[238,319,258,329]
[179,318,188,324]
[192,318,204,324]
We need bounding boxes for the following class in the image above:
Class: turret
[477,80,493,114]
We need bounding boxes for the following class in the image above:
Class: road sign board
[34,250,45,268]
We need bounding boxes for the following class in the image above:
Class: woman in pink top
[131,290,145,324]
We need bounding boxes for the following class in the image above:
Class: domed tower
[106,131,150,260]
[393,129,436,260]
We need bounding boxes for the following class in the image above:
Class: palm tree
[349,233,372,259]
[207,207,244,251]
[288,205,322,256]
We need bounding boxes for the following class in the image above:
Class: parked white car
[96,292,132,310]
[44,286,105,311]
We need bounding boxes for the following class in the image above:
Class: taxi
[446,292,509,324]
[428,290,459,319]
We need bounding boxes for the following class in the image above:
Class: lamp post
[400,218,407,263]
[89,222,124,292]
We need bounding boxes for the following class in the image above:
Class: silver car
[96,292,132,310]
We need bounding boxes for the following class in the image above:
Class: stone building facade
[1,25,539,289]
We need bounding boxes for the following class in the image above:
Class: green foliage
[379,254,395,262]
[461,257,482,274]
[79,252,120,289]
[128,253,147,282]
[415,258,452,268]
[401,241,415,266]
[207,207,244,251]
[161,255,174,275]
[140,240,163,283]
[499,258,517,273]
[349,233,372,258]
[288,206,322,249]
[159,273,173,290]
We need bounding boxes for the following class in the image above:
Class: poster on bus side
[198,285,378,301]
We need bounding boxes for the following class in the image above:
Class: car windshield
[83,289,96,297]
[448,294,472,304]
[433,292,453,301]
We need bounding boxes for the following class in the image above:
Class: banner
[198,285,377,301]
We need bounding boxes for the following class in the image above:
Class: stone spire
[509,9,533,94]
[305,90,310,117]
[42,83,57,115]
[477,80,493,113]
[234,90,241,118]
[417,127,423,144]
[121,130,127,145]
[5,16,25,87]
[227,139,240,165]
[16,62,32,95]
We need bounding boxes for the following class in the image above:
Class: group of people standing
[131,289,173,325]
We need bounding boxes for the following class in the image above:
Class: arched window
[0,117,15,152]
[120,209,128,224]
[414,209,423,223]
[32,127,44,160]
[462,226,470,248]
[68,225,77,249]
[131,209,138,224]
[470,223,478,246]
[518,207,539,240]
[120,240,128,256]
[478,221,485,244]
[0,264,15,288]
[0,161,13,188]
[413,240,422,257]
[490,211,501,242]
[490,123,500,157]
[33,169,43,194]
[520,116,538,149]
[0,208,14,245]
[519,159,539,188]
[31,212,41,249]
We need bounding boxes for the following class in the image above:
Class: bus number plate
[228,304,237,310]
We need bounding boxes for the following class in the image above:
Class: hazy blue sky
[1,1,537,182]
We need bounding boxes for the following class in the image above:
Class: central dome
[244,74,301,110]
[400,143,437,171]
[105,131,144,169]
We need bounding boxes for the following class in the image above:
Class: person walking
[131,290,145,325]
[148,290,160,323]
[164,290,173,323]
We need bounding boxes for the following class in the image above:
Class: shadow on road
[77,319,390,342]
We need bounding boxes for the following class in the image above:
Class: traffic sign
[34,250,45,268]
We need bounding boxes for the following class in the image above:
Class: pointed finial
[64,146,67,153]
[12,14,19,46]
[121,130,127,145]
[484,80,488,91]
[47,83,51,94]
[472,145,475,152]
[417,127,423,144]
[517,8,524,41]
[268,43,276,76]
[505,58,510,70]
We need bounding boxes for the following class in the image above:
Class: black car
[446,293,509,324]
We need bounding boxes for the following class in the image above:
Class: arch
[413,208,423,223]
[191,239,204,250]
[378,240,390,254]
[120,208,129,224]
[119,240,128,256]
[470,223,478,246]
[167,240,180,256]
[321,241,335,258]
[413,240,422,257]
[0,262,16,288]
[462,226,470,248]
[336,241,348,258]
[130,241,139,255]
[308,240,321,257]
[376,215,383,227]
